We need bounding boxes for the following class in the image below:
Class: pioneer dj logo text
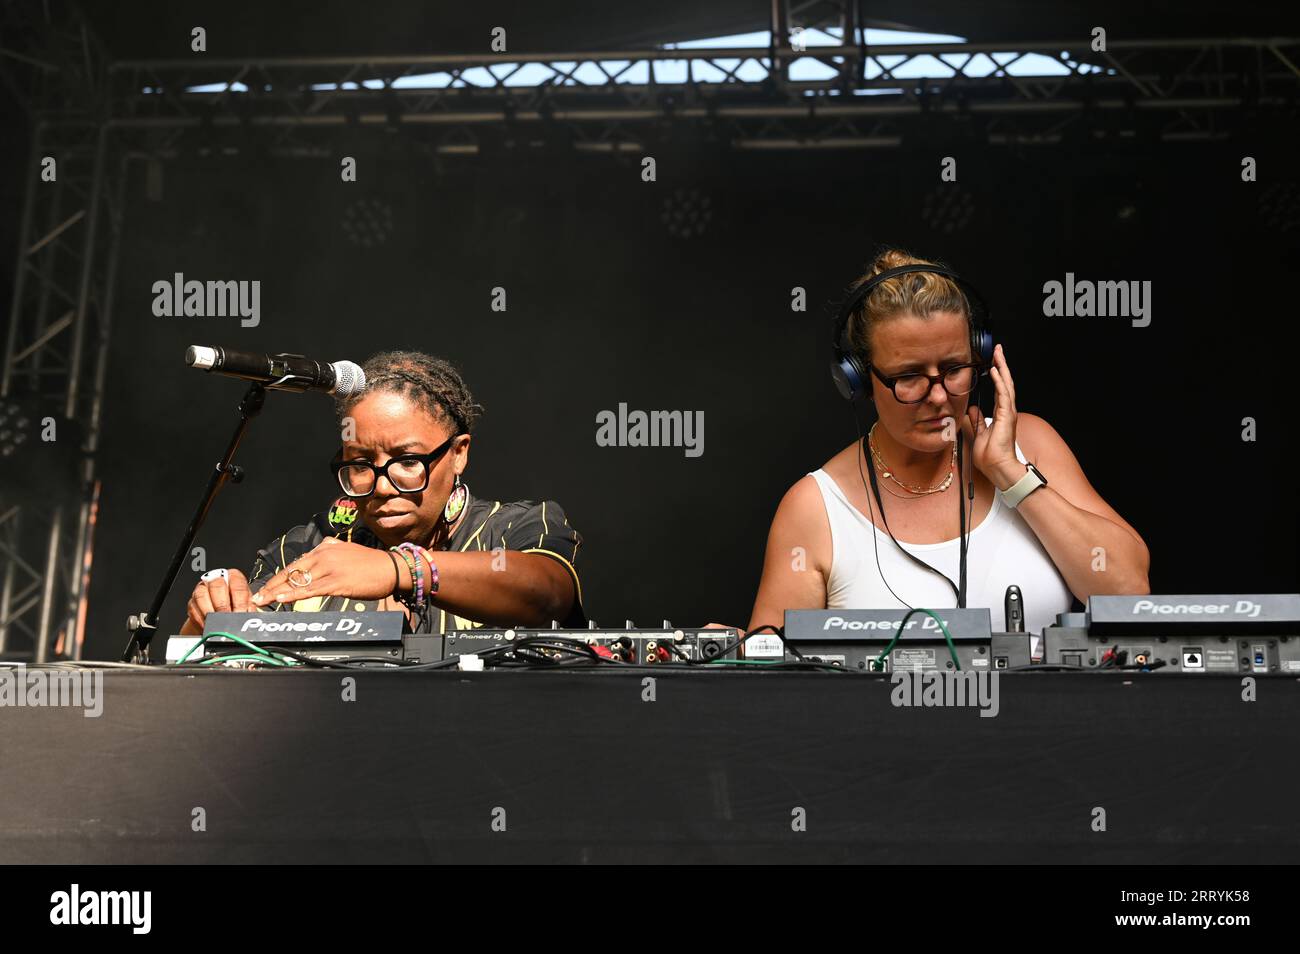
[823,615,951,632]
[0,665,102,717]
[890,670,1000,718]
[50,885,151,934]
[240,617,362,635]
[1131,599,1263,617]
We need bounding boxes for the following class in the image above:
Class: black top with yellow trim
[247,492,585,633]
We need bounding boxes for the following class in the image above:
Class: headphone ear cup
[831,353,868,402]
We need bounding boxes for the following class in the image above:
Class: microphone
[185,346,366,396]
[1004,584,1025,633]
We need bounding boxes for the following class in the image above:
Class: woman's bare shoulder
[819,439,865,483]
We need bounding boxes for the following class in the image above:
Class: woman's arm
[1005,413,1151,601]
[251,539,577,627]
[417,549,577,627]
[746,475,832,632]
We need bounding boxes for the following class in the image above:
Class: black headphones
[830,263,995,402]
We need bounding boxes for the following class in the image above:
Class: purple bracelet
[414,545,439,596]
[425,552,439,596]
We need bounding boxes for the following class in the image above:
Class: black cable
[397,636,634,672]
[222,643,412,670]
[854,406,917,612]
[859,407,965,607]
[698,624,792,664]
[664,639,693,662]
[957,428,968,607]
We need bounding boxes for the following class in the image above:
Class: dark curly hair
[335,351,483,435]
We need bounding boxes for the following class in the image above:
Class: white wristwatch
[999,463,1048,509]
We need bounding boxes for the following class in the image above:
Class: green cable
[873,608,961,672]
[174,630,285,665]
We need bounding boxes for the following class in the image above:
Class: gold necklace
[868,422,955,496]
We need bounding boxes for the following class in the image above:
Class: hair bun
[868,248,918,280]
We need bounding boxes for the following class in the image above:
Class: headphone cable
[854,405,916,611]
[854,403,967,608]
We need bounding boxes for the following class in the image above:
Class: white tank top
[809,426,1073,634]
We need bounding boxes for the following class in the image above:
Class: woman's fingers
[193,583,216,618]
[258,560,308,601]
[187,598,207,633]
[251,573,282,604]
[254,559,324,605]
[989,366,1013,419]
[227,570,254,612]
[995,344,1016,410]
[186,582,215,633]
[208,578,234,613]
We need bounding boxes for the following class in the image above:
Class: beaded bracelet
[397,542,425,608]
[424,551,440,596]
[389,545,421,610]
[410,546,441,596]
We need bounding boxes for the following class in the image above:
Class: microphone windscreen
[186,345,218,370]
[332,361,366,396]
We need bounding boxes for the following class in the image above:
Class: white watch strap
[1000,465,1044,509]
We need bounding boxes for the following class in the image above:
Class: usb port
[994,656,1009,670]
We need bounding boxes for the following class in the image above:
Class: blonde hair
[845,248,971,364]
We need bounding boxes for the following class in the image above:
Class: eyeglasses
[869,362,981,404]
[330,434,459,498]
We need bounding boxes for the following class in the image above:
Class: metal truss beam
[100,34,1300,150]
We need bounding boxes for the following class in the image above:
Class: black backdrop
[82,131,1299,658]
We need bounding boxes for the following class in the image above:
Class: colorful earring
[443,473,468,524]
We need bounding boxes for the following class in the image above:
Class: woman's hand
[180,569,254,635]
[251,538,405,607]
[963,343,1029,490]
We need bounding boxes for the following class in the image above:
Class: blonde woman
[746,249,1149,636]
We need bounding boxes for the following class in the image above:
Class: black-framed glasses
[330,434,459,498]
[869,362,981,404]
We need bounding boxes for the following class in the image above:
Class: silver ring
[288,567,313,588]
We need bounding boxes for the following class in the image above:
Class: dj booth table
[1,668,1296,864]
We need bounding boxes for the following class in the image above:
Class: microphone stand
[120,382,267,663]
